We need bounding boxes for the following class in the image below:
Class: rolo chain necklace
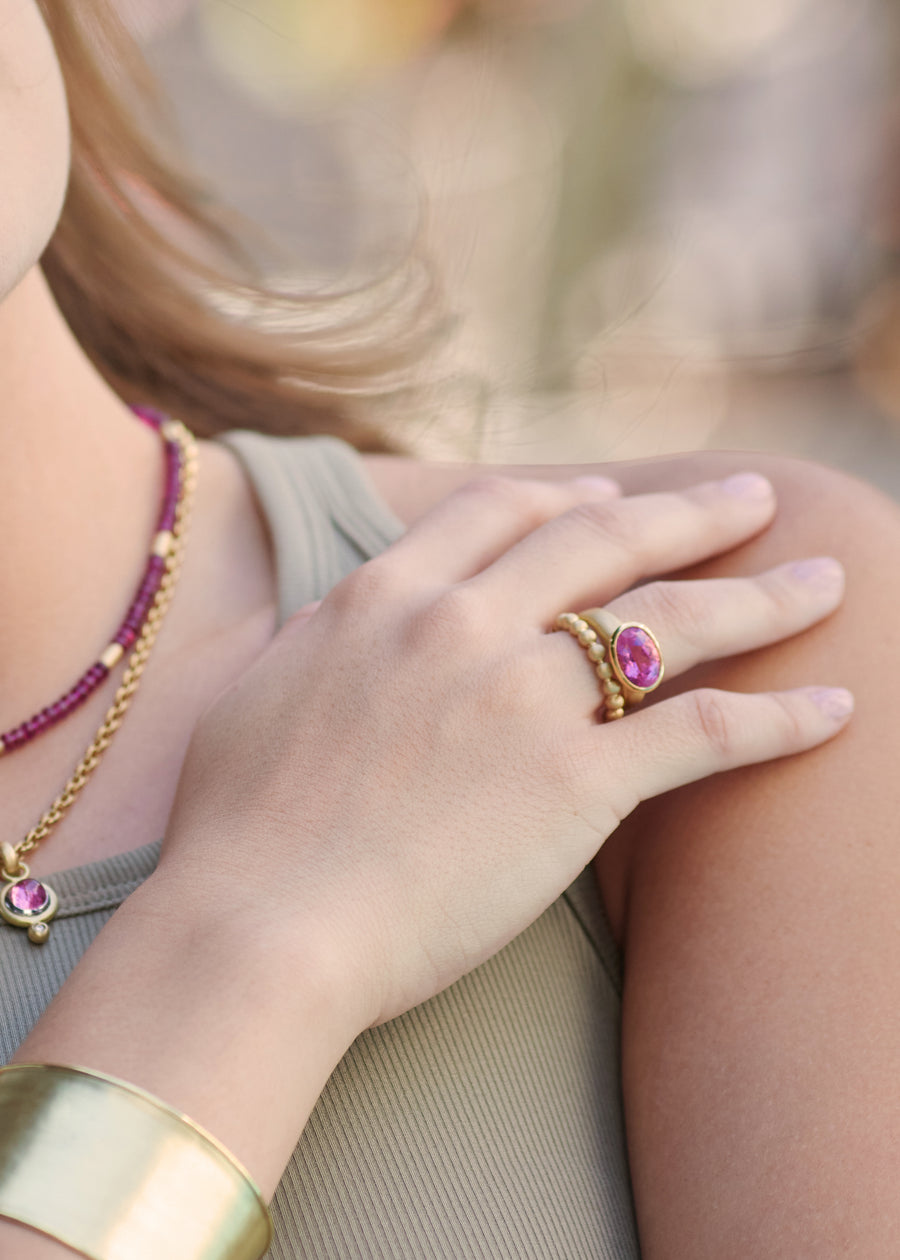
[0,405,198,944]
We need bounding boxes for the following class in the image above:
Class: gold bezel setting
[608,621,665,703]
[0,869,58,942]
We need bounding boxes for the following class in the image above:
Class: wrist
[14,867,365,1198]
[142,858,378,1043]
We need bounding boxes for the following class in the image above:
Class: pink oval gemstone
[614,626,662,690]
[6,879,49,915]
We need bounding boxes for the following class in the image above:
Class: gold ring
[554,608,664,721]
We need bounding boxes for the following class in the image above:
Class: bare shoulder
[362,448,834,528]
[361,455,490,526]
[360,453,609,527]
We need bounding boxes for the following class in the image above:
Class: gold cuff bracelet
[0,1063,272,1260]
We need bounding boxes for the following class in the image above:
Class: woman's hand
[161,471,849,1033]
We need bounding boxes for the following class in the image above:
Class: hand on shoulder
[159,465,849,1032]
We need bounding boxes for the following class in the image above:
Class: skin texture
[0,3,898,1257]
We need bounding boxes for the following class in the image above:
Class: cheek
[0,1,70,298]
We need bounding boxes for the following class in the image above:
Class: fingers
[601,557,845,681]
[474,473,776,620]
[582,685,855,819]
[382,474,621,586]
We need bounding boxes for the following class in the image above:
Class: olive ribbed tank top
[0,430,640,1259]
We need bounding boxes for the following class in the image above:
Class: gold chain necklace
[0,416,198,944]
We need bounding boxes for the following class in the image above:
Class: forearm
[0,864,362,1256]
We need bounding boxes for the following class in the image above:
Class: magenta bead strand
[1,661,112,752]
[156,439,182,533]
[131,404,165,430]
[0,404,185,756]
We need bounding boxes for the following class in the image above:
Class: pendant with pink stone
[0,864,58,944]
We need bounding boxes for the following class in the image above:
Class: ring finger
[552,557,844,714]
[601,556,845,682]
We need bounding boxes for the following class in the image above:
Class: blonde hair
[36,0,435,449]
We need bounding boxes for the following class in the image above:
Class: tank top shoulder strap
[215,429,405,626]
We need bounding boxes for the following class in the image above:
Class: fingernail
[572,475,621,496]
[721,472,774,500]
[788,557,844,588]
[806,687,855,722]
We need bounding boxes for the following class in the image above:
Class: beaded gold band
[554,609,665,721]
[0,1064,272,1260]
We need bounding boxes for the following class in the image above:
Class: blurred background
[124,0,900,490]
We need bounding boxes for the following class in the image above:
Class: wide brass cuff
[0,1063,272,1260]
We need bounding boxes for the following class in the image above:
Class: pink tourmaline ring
[554,608,665,722]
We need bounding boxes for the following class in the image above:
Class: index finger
[469,474,776,621]
[377,474,621,586]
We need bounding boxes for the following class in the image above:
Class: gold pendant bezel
[0,867,58,940]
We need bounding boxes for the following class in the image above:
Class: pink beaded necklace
[0,406,185,755]
[0,405,198,944]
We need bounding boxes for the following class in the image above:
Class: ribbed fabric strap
[217,430,405,625]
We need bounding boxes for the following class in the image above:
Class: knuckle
[689,688,740,758]
[643,580,700,642]
[769,692,807,748]
[566,501,641,556]
[412,585,491,652]
[326,555,407,613]
[759,569,800,622]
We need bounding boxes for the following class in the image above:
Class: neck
[0,265,279,874]
[0,265,182,730]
